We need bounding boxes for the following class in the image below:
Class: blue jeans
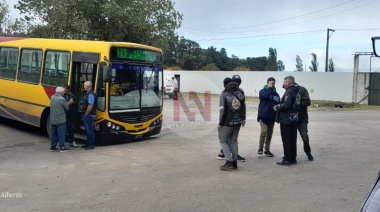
[51,123,66,148]
[66,120,75,143]
[83,115,95,147]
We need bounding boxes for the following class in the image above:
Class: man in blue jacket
[257,77,280,157]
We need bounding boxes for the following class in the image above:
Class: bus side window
[42,51,70,87]
[18,49,42,84]
[0,47,18,80]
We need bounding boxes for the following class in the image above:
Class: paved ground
[0,97,380,212]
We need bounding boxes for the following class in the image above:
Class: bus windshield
[109,64,163,110]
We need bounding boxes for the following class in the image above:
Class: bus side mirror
[372,37,380,57]
[103,66,111,82]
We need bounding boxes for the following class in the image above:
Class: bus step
[74,133,87,141]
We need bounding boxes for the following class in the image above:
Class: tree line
[0,0,334,72]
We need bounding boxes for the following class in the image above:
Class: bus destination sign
[110,47,162,63]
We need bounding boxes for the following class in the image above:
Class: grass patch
[311,100,380,110]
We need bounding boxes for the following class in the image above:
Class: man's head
[172,77,175,80]
[84,81,92,91]
[64,86,70,96]
[267,77,276,88]
[55,87,65,96]
[223,77,232,88]
[283,76,295,89]
[231,74,241,85]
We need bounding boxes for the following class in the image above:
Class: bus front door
[71,52,99,140]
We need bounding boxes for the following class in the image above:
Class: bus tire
[46,114,51,138]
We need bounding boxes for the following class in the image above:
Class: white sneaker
[70,141,79,147]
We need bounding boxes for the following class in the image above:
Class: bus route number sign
[110,47,162,63]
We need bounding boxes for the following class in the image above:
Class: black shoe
[258,149,263,155]
[81,145,88,148]
[306,153,314,161]
[50,147,59,152]
[84,146,94,150]
[220,161,235,171]
[237,155,245,162]
[217,153,225,160]
[277,160,291,165]
[232,161,238,169]
[264,150,274,157]
[282,157,297,164]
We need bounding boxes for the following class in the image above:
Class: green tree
[295,55,303,72]
[265,48,278,71]
[205,46,222,69]
[230,54,242,70]
[0,0,7,27]
[277,60,285,71]
[177,37,205,70]
[0,0,10,35]
[219,48,232,71]
[200,63,220,71]
[309,52,319,72]
[328,58,335,72]
[246,57,267,71]
[15,0,182,58]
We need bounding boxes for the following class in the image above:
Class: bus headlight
[112,124,116,130]
[116,126,120,131]
[107,122,112,127]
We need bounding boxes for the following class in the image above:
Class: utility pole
[325,28,335,72]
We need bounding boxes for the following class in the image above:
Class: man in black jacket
[295,84,313,161]
[218,79,246,171]
[64,86,78,147]
[274,76,299,165]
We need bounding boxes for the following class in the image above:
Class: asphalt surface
[0,97,379,212]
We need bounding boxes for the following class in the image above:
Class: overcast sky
[6,0,380,72]
[172,0,380,72]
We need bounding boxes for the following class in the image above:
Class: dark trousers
[297,122,311,154]
[66,120,75,143]
[280,123,298,161]
[173,90,178,100]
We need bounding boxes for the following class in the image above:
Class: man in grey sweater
[50,87,73,152]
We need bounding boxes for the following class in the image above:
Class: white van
[164,76,174,99]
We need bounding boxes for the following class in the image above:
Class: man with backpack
[218,77,246,171]
[274,76,300,165]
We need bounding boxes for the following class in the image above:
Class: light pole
[325,28,335,72]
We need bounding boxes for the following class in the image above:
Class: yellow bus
[0,37,164,144]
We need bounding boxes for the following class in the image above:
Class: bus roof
[0,36,162,53]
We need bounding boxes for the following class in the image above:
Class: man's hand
[240,120,246,127]
[273,105,278,111]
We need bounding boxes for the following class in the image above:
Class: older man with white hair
[50,86,73,152]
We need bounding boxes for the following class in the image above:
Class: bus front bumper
[100,125,162,143]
